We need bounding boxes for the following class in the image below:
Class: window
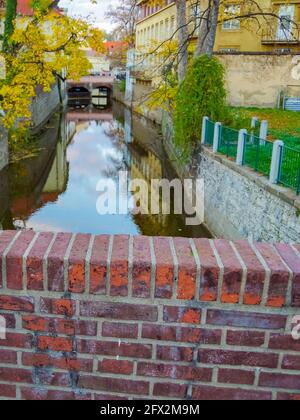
[223,5,241,30]
[219,47,240,53]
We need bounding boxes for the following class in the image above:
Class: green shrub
[173,55,231,161]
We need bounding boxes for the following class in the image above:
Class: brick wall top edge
[0,231,299,309]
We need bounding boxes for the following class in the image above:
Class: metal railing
[243,134,274,177]
[278,145,300,194]
[218,126,240,159]
[205,119,215,146]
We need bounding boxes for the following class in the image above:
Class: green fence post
[270,140,284,184]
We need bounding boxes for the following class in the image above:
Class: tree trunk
[195,0,220,57]
[176,0,189,82]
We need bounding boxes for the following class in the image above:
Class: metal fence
[205,119,215,146]
[278,145,300,194]
[243,134,274,177]
[218,126,240,159]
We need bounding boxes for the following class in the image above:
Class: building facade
[135,0,300,55]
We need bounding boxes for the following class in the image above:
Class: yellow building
[135,0,300,56]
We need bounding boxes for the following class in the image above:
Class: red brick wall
[0,231,299,400]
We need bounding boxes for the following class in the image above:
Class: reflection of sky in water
[26,120,141,235]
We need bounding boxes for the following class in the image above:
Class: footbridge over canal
[67,73,114,107]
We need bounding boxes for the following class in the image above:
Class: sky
[58,0,120,32]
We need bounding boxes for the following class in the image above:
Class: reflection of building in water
[124,108,133,144]
[42,138,68,198]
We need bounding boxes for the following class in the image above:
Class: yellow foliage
[0,10,105,130]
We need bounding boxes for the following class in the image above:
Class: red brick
[218,368,255,385]
[192,385,271,400]
[137,362,212,382]
[234,240,266,305]
[0,231,18,288]
[269,334,300,351]
[277,393,300,401]
[194,238,220,302]
[255,242,289,307]
[0,313,15,328]
[282,355,300,371]
[207,309,286,330]
[275,243,300,307]
[94,394,129,400]
[153,383,188,398]
[22,352,93,372]
[22,316,97,336]
[78,339,152,359]
[0,349,17,364]
[214,239,243,304]
[80,301,157,321]
[173,237,197,300]
[110,235,129,296]
[132,236,152,298]
[0,295,34,312]
[40,297,75,317]
[6,231,36,290]
[47,233,72,292]
[0,383,16,398]
[102,321,138,339]
[156,345,194,362]
[259,372,300,390]
[26,232,54,291]
[68,234,90,293]
[21,388,91,400]
[0,368,32,384]
[198,349,278,368]
[37,336,73,352]
[98,359,134,375]
[89,235,110,294]
[142,324,221,344]
[153,237,174,298]
[226,330,265,347]
[163,306,201,324]
[0,333,32,349]
[78,376,149,395]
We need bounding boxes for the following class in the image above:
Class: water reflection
[0,103,211,237]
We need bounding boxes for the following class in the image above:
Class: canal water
[0,102,211,237]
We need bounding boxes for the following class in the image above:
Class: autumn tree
[105,0,139,47]
[0,0,105,130]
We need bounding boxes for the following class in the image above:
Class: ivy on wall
[2,0,17,52]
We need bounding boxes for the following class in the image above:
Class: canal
[0,102,211,238]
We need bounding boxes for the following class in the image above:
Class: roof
[104,41,128,51]
[17,0,63,16]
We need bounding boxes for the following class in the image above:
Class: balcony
[261,25,300,45]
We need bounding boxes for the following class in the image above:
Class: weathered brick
[214,239,243,304]
[192,385,271,400]
[0,383,16,398]
[102,321,138,339]
[68,234,90,293]
[142,324,221,344]
[198,349,278,368]
[0,231,18,288]
[98,359,134,375]
[40,297,75,317]
[47,233,72,292]
[110,235,129,296]
[218,368,255,385]
[78,339,152,359]
[21,388,91,400]
[94,394,129,400]
[89,235,110,294]
[173,237,197,300]
[277,392,300,401]
[275,243,300,307]
[80,301,158,322]
[22,316,97,336]
[269,334,300,351]
[26,232,54,291]
[0,295,34,312]
[137,362,212,382]
[207,309,286,330]
[153,237,174,298]
[6,231,36,290]
[78,376,149,395]
[153,383,188,399]
[259,372,300,390]
[0,349,17,364]
[37,336,73,352]
[282,355,300,371]
[194,238,219,302]
[0,333,32,349]
[234,240,266,305]
[0,368,32,384]
[156,345,194,362]
[163,306,201,324]
[255,242,289,307]
[132,236,152,298]
[226,330,265,347]
[0,313,16,328]
[22,352,93,372]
